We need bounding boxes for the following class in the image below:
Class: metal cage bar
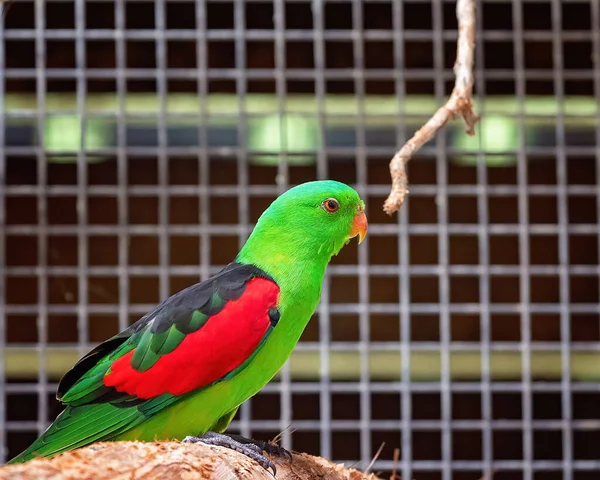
[0,0,599,476]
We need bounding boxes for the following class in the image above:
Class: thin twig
[363,442,385,475]
[479,470,497,480]
[270,423,296,447]
[383,0,480,215]
[389,448,400,480]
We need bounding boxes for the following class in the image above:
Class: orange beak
[350,209,368,245]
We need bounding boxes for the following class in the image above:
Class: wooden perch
[383,0,480,215]
[0,441,384,480]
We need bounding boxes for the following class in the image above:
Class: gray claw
[225,433,293,463]
[182,431,282,476]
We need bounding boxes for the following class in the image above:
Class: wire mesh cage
[0,0,599,478]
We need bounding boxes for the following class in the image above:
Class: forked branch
[383,0,480,215]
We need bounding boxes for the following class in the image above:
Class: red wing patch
[103,278,280,399]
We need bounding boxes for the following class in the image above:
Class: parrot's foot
[183,431,292,475]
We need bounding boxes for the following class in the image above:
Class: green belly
[115,317,300,441]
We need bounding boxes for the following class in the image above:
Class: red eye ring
[322,198,340,213]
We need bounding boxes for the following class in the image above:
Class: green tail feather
[7,403,146,464]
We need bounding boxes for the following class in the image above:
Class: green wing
[7,263,276,464]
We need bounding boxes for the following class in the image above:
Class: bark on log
[0,441,384,480]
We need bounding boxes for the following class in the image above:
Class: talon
[183,431,286,476]
[266,461,277,476]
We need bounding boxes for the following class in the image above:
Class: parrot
[7,180,368,473]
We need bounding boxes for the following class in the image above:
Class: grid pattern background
[1,0,600,479]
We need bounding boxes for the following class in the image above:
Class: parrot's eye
[322,198,340,213]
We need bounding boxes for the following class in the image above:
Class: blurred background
[0,0,599,478]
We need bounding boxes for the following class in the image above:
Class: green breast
[117,282,322,441]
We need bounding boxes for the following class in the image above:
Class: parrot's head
[238,180,368,271]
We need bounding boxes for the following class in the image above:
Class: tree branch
[383,0,480,215]
[0,441,384,480]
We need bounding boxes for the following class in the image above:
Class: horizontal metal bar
[3,265,600,277]
[4,224,600,236]
[4,110,599,122]
[1,28,597,42]
[3,184,600,198]
[2,67,599,82]
[6,418,600,432]
[4,303,600,316]
[31,0,592,5]
[351,460,600,472]
[6,341,600,353]
[6,380,600,395]
[3,146,600,159]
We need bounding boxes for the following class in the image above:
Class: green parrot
[8,180,368,473]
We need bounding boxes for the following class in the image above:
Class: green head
[237,180,368,288]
